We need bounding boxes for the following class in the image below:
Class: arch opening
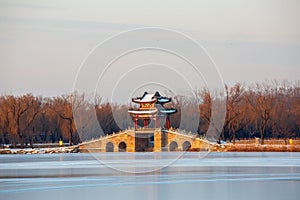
[182,141,191,151]
[118,142,127,152]
[106,142,114,152]
[169,141,178,151]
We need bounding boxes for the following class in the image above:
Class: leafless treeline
[0,81,299,147]
[0,93,131,148]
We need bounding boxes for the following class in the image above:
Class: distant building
[127,91,177,151]
[128,91,177,130]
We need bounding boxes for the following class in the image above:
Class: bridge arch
[118,142,127,152]
[169,141,178,151]
[182,141,191,151]
[106,142,114,152]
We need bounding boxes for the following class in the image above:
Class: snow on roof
[159,109,177,114]
[132,91,171,103]
[157,98,170,103]
[132,92,155,103]
[142,93,155,101]
[128,110,158,115]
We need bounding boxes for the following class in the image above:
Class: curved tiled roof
[128,109,158,115]
[132,91,171,104]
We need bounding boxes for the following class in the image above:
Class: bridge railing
[164,128,212,144]
[79,129,135,145]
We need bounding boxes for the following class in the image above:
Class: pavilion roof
[159,109,177,114]
[128,109,158,115]
[132,91,171,104]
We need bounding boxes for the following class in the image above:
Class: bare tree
[48,94,80,145]
[1,94,41,147]
[221,83,245,142]
[246,83,276,145]
[199,88,212,135]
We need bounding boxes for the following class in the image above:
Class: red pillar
[144,119,148,128]
[166,115,170,129]
[134,117,138,129]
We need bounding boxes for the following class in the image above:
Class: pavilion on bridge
[128,91,177,130]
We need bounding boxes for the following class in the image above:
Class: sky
[0,0,299,101]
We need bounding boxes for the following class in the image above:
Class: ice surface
[0,152,300,200]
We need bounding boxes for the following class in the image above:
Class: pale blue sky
[0,0,299,99]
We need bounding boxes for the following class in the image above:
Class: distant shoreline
[0,146,79,154]
[1,144,300,154]
[214,144,300,152]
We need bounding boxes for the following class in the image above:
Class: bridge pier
[113,147,118,152]
[154,129,168,152]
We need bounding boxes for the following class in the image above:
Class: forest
[0,80,299,148]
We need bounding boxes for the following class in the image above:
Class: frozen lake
[0,152,300,200]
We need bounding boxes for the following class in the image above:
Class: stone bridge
[78,129,212,152]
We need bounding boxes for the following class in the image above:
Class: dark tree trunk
[232,130,236,145]
[69,119,73,146]
[30,138,34,148]
[260,126,265,145]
